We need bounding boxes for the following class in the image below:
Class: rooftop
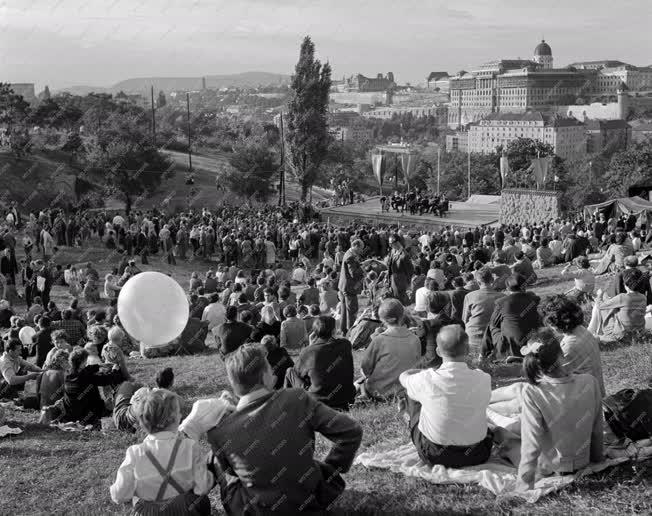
[479,111,584,127]
[427,72,449,81]
[585,119,631,130]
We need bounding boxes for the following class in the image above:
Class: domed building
[533,39,553,69]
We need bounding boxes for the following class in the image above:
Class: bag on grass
[603,388,652,441]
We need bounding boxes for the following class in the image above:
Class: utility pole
[278,111,286,206]
[150,85,156,147]
[186,93,192,173]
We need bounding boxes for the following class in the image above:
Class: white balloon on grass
[117,271,189,347]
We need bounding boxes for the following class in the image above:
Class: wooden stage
[320,196,500,230]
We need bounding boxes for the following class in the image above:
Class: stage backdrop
[500,189,561,225]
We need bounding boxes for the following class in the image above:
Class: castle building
[448,40,597,128]
[342,73,396,92]
[8,83,37,104]
[467,112,587,160]
[533,40,553,69]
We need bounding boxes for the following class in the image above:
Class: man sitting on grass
[399,325,493,468]
[208,344,363,514]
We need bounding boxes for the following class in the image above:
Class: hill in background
[55,72,291,96]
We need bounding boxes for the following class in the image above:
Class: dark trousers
[284,368,351,411]
[408,397,493,468]
[218,461,344,516]
[112,381,143,432]
[339,292,358,335]
[140,248,149,265]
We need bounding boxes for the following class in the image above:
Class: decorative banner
[531,156,553,189]
[371,152,385,186]
[400,152,417,182]
[500,154,510,184]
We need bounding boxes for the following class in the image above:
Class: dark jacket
[215,321,252,356]
[33,328,53,368]
[207,389,362,514]
[294,337,356,410]
[338,249,364,295]
[61,365,123,424]
[489,291,541,357]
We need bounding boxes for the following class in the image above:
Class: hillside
[0,150,78,210]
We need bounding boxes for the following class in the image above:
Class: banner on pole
[531,156,553,189]
[500,154,510,184]
[371,152,385,186]
[400,152,417,183]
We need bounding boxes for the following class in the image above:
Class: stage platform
[321,196,500,230]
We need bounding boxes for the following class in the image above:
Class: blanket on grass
[354,411,652,503]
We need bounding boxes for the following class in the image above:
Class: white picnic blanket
[354,414,652,503]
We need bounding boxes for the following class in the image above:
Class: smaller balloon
[19,326,36,346]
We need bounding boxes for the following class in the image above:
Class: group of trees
[0,83,174,213]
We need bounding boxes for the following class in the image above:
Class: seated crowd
[0,205,650,514]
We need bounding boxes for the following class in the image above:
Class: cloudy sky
[1,0,650,90]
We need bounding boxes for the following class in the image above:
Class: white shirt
[110,431,213,504]
[549,239,563,258]
[202,302,226,331]
[400,362,491,446]
[414,286,431,313]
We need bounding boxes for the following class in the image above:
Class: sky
[1,0,651,91]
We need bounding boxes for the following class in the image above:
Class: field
[0,246,651,515]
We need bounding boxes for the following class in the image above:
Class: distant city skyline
[2,0,650,91]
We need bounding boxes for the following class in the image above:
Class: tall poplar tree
[286,36,332,201]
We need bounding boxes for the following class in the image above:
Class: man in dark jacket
[486,274,541,358]
[284,315,356,411]
[338,239,365,335]
[214,306,252,357]
[208,343,362,515]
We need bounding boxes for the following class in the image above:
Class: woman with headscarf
[249,304,281,342]
[83,262,101,304]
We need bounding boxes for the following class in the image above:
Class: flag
[531,156,553,189]
[500,154,510,184]
[371,152,385,186]
[400,152,417,183]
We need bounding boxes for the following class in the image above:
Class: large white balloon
[19,326,36,346]
[117,271,189,347]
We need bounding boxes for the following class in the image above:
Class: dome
[534,39,552,56]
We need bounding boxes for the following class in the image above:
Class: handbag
[603,388,652,441]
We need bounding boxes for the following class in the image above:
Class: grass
[0,248,651,515]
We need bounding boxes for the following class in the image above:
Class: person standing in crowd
[338,239,365,335]
[385,234,413,305]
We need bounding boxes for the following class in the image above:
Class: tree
[285,36,332,201]
[61,132,83,164]
[496,138,559,189]
[603,143,652,197]
[83,115,173,214]
[157,91,167,108]
[0,83,31,134]
[224,136,279,201]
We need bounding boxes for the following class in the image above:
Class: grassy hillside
[0,247,650,515]
[0,150,78,211]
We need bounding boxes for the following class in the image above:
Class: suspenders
[144,437,186,501]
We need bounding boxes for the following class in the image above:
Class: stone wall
[500,189,561,225]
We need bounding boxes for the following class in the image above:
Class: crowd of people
[0,201,649,514]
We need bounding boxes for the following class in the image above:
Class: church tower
[533,39,553,69]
